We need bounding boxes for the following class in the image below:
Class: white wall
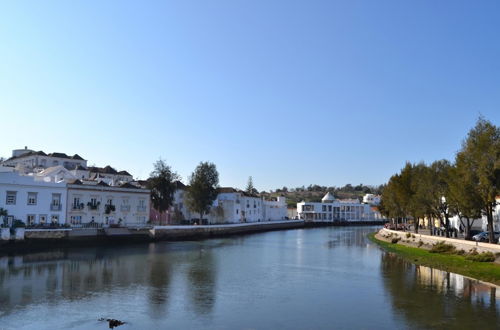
[0,172,67,225]
[67,185,150,227]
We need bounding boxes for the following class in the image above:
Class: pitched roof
[71,154,84,160]
[119,182,139,189]
[217,187,238,193]
[48,152,69,159]
[96,180,109,186]
[118,170,132,176]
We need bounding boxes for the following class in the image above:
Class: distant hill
[260,184,383,208]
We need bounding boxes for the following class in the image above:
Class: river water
[0,226,498,329]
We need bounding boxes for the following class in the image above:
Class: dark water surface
[0,226,498,329]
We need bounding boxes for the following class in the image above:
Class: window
[51,215,59,224]
[322,205,326,212]
[6,191,16,205]
[27,214,35,225]
[107,199,113,205]
[27,192,37,205]
[236,209,239,215]
[39,215,47,224]
[70,216,82,225]
[52,193,61,206]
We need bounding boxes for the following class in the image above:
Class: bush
[456,249,466,255]
[12,220,26,228]
[391,237,401,244]
[418,240,424,247]
[466,252,496,262]
[429,241,456,254]
[406,232,411,238]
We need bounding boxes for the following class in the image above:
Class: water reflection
[0,242,220,319]
[381,252,500,329]
[1,227,499,330]
[187,249,216,315]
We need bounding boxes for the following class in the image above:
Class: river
[0,226,498,329]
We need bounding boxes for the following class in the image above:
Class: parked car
[472,231,500,242]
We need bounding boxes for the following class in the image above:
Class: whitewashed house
[66,181,150,227]
[297,192,377,222]
[263,196,287,221]
[2,147,87,170]
[153,185,288,225]
[0,171,67,226]
[363,194,381,206]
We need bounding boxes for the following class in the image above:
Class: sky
[0,1,499,191]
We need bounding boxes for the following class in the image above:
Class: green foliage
[245,176,258,195]
[465,252,496,262]
[12,219,26,228]
[391,237,401,244]
[369,233,500,285]
[147,159,180,213]
[429,241,456,254]
[380,117,499,241]
[186,162,219,221]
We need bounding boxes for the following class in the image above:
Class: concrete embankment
[0,221,305,252]
[378,228,500,254]
[305,220,386,228]
[152,220,304,240]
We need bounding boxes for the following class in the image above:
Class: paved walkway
[380,228,500,254]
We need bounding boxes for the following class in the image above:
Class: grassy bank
[368,232,500,286]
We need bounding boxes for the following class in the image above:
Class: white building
[2,147,87,171]
[154,186,288,225]
[297,192,378,222]
[363,194,381,206]
[0,171,67,226]
[0,148,150,228]
[66,181,150,227]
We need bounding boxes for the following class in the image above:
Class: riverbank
[0,220,305,254]
[369,230,500,286]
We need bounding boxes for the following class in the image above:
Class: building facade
[297,193,378,222]
[0,171,67,226]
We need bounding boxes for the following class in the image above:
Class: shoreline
[369,230,500,286]
[0,220,386,255]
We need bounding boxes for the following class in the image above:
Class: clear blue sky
[1,1,499,191]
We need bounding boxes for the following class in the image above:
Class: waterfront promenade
[378,228,500,254]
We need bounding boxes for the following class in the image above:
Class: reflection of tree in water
[148,254,172,316]
[187,249,216,316]
[381,253,499,329]
[326,226,375,248]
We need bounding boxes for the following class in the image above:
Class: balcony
[50,204,62,211]
[72,203,85,210]
[87,201,100,210]
[137,206,147,212]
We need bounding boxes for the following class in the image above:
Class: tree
[186,162,219,224]
[447,159,482,240]
[147,159,180,214]
[245,176,258,195]
[457,118,500,243]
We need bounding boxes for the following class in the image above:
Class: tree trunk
[414,218,419,234]
[487,204,495,243]
[199,211,204,225]
[429,215,434,236]
[445,213,450,238]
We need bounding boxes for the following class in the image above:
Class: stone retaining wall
[380,228,500,254]
[24,229,70,239]
[152,220,304,240]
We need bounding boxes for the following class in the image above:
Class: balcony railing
[137,206,147,212]
[72,203,85,210]
[50,204,62,211]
